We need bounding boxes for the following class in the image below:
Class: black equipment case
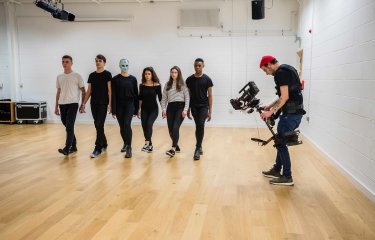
[15,101,47,124]
[0,101,16,123]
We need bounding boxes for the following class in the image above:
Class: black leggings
[59,103,78,149]
[91,104,108,150]
[191,106,208,148]
[141,107,158,144]
[116,102,135,146]
[167,102,185,148]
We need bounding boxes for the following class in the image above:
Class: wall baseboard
[302,134,375,203]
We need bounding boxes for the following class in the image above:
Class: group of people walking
[55,55,213,161]
[55,53,306,186]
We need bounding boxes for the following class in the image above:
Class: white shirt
[56,72,84,104]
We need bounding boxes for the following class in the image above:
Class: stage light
[35,0,75,22]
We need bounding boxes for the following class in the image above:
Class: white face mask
[119,59,129,72]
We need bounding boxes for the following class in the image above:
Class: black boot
[198,147,203,155]
[193,148,200,161]
[69,146,78,153]
[121,145,126,152]
[125,145,132,158]
[58,147,69,156]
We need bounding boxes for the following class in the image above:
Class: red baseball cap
[259,55,276,68]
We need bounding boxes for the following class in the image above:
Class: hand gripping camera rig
[230,81,302,147]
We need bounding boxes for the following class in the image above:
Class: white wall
[7,0,299,127]
[298,0,375,198]
[0,3,10,99]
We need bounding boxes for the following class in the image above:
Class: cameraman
[259,56,305,186]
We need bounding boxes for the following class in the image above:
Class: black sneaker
[58,147,69,156]
[270,176,294,186]
[121,145,126,153]
[90,149,102,158]
[141,144,149,152]
[147,145,153,153]
[166,149,175,157]
[69,146,77,154]
[125,145,132,158]
[262,168,282,179]
[193,148,200,161]
[175,145,181,153]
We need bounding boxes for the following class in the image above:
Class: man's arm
[107,81,112,113]
[270,86,288,113]
[80,87,86,106]
[265,99,278,110]
[55,88,61,115]
[207,87,213,121]
[80,84,91,113]
[260,85,289,120]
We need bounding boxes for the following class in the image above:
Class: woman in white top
[161,66,190,157]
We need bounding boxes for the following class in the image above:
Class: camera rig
[230,81,302,147]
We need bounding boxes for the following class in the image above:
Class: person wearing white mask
[111,59,139,158]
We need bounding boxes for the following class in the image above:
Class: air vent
[179,9,220,28]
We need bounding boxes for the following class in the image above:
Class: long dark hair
[166,66,184,91]
[141,67,160,84]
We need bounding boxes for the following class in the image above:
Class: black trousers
[141,107,158,144]
[59,103,78,149]
[167,102,185,148]
[191,105,208,148]
[91,104,108,150]
[116,102,135,146]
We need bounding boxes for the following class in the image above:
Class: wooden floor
[0,123,374,240]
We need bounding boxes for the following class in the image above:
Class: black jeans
[191,105,208,148]
[167,102,185,148]
[141,107,158,144]
[116,102,135,146]
[91,104,108,150]
[59,103,79,149]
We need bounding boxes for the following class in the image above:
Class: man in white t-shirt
[55,55,86,155]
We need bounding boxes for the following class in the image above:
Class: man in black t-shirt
[80,54,112,158]
[259,55,305,186]
[186,58,214,160]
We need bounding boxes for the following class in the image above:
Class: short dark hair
[195,58,204,63]
[264,59,278,67]
[62,55,73,62]
[96,54,106,63]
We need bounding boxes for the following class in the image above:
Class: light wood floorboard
[0,123,374,240]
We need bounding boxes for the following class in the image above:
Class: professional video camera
[230,81,302,147]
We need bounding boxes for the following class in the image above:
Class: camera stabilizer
[230,81,302,147]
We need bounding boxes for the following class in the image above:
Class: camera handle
[250,107,277,146]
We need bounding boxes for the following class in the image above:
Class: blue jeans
[274,114,303,177]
